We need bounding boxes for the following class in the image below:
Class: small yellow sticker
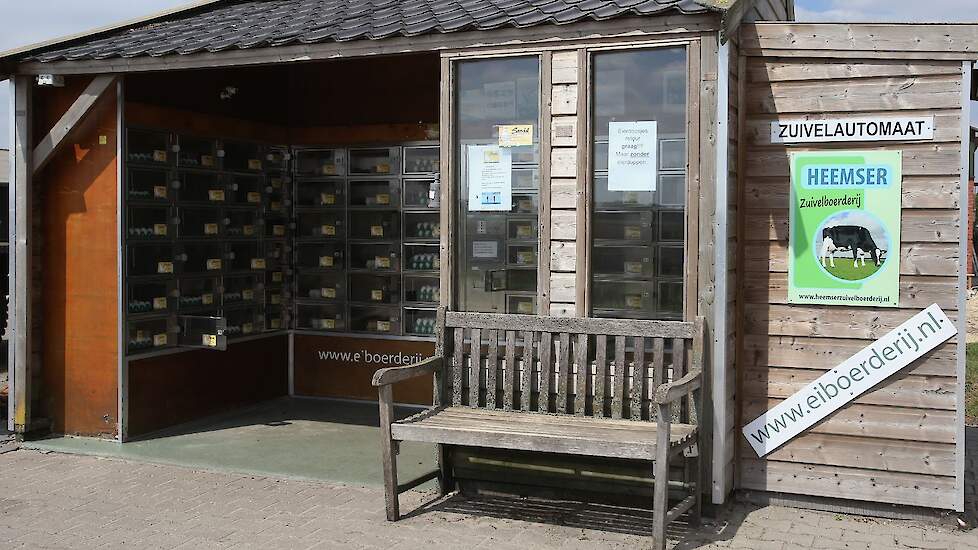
[319,256,334,267]
[202,334,217,347]
[270,201,282,211]
[322,225,336,236]
[272,271,283,283]
[517,300,534,314]
[273,225,285,236]
[370,225,384,237]
[206,258,222,270]
[208,189,225,201]
[243,225,254,236]
[248,159,263,170]
[251,258,266,270]
[371,289,383,301]
[153,150,167,162]
[624,226,641,240]
[517,251,535,265]
[376,320,391,332]
[99,135,108,145]
[516,225,533,238]
[375,256,391,269]
[625,295,643,309]
[322,164,336,175]
[153,223,168,236]
[153,186,168,199]
[270,178,282,189]
[271,293,281,305]
[204,223,219,235]
[201,155,215,167]
[153,297,167,310]
[270,318,282,329]
[322,193,336,205]
[247,192,261,203]
[323,318,335,329]
[157,262,174,274]
[323,287,336,299]
[242,289,254,301]
[202,293,214,305]
[376,193,390,205]
[624,261,643,274]
[153,334,168,346]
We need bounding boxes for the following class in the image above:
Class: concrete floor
[23,397,436,487]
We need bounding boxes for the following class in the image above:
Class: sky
[1,0,978,149]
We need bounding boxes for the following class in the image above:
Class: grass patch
[967,343,978,425]
[823,259,881,281]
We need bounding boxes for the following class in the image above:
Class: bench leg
[692,448,703,525]
[378,385,400,521]
[652,404,671,550]
[436,444,455,495]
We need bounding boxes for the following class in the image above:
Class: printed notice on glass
[467,145,512,211]
[608,121,657,192]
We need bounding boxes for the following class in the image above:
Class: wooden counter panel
[127,335,288,438]
[293,334,434,405]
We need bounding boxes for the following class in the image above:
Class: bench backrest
[434,309,704,423]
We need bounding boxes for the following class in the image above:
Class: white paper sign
[742,304,956,457]
[608,121,658,192]
[467,145,512,211]
[771,116,934,144]
[472,241,499,259]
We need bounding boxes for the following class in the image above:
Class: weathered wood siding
[549,50,581,316]
[736,48,964,510]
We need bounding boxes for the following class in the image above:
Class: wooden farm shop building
[2,0,976,543]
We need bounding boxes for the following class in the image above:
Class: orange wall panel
[39,84,120,437]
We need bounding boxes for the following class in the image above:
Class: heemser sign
[743,304,956,457]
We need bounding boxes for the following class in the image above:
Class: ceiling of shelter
[11,0,714,64]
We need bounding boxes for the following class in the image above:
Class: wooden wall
[36,78,120,437]
[548,50,580,316]
[735,48,964,509]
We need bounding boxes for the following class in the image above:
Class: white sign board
[742,304,956,457]
[771,116,934,144]
[467,145,512,211]
[608,121,658,192]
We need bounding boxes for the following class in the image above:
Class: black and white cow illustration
[819,225,885,268]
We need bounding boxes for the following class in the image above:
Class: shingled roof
[11,0,727,64]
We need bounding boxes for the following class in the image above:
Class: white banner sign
[742,304,956,457]
[771,116,934,144]
[608,121,658,192]
[467,145,512,211]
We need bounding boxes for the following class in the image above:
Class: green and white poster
[788,150,902,307]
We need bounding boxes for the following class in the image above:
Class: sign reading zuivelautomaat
[771,116,934,144]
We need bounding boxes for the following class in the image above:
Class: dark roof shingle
[22,0,712,63]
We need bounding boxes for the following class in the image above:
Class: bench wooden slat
[453,327,464,406]
[539,331,553,413]
[486,329,498,409]
[504,330,516,412]
[631,337,645,420]
[611,335,625,419]
[651,337,664,421]
[673,338,687,423]
[574,333,589,416]
[390,406,697,460]
[521,331,534,411]
[594,335,607,418]
[558,332,570,413]
[469,328,481,407]
[445,311,694,338]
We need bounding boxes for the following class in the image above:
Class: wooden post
[9,75,32,435]
[378,384,400,520]
[652,402,672,550]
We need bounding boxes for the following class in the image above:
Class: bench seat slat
[391,407,697,460]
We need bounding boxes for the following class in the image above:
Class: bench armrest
[372,356,443,387]
[653,368,702,405]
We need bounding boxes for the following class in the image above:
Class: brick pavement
[0,428,975,549]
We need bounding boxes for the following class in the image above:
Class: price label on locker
[370,225,384,237]
[154,224,168,236]
[323,318,335,329]
[376,193,390,205]
[206,259,222,270]
[248,159,263,170]
[516,225,533,238]
[322,287,336,299]
[270,178,282,189]
[270,318,282,329]
[321,193,336,205]
[243,323,253,334]
[243,225,255,236]
[204,223,219,235]
[154,186,168,199]
[202,334,217,347]
[376,321,391,332]
[153,150,167,162]
[208,189,225,201]
[153,297,167,310]
[322,225,336,236]
[273,225,285,236]
[375,256,391,269]
[247,192,261,203]
[625,295,643,309]
[271,201,282,211]
[624,226,641,240]
[319,256,334,267]
[517,301,534,314]
[271,293,281,305]
[251,258,266,270]
[157,262,174,274]
[624,261,643,274]
[202,293,214,305]
[201,155,215,167]
[242,289,254,301]
[322,164,336,175]
[371,290,384,301]
[153,334,168,346]
[272,272,283,283]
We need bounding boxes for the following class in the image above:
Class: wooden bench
[373,309,704,549]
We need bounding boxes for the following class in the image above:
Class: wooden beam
[32,75,117,174]
[9,75,32,434]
